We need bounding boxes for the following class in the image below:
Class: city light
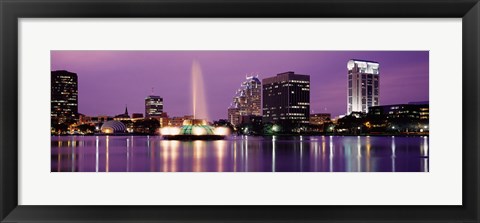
[160,126,181,136]
[213,127,230,136]
[272,125,280,132]
[192,126,207,136]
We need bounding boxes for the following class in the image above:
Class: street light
[272,125,280,132]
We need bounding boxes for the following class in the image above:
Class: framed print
[1,0,479,222]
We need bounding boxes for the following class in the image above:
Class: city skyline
[51,51,429,120]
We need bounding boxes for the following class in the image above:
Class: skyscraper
[51,70,78,123]
[145,95,163,118]
[347,59,380,114]
[227,75,262,126]
[262,71,310,132]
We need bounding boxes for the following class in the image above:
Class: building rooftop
[51,70,77,77]
[145,95,162,99]
[262,71,310,85]
[408,101,429,105]
[347,59,380,74]
[349,59,379,64]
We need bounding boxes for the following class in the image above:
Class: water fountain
[161,60,228,140]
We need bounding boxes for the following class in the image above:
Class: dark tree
[77,124,95,134]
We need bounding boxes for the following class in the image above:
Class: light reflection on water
[51,135,429,172]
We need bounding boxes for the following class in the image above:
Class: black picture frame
[1,0,479,222]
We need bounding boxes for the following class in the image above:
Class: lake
[51,135,428,172]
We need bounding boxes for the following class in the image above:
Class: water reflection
[95,136,99,172]
[391,136,396,172]
[51,135,429,172]
[272,136,276,172]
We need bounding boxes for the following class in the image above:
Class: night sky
[51,51,429,121]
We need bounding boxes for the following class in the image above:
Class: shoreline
[51,133,429,137]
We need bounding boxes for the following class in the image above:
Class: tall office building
[262,71,310,132]
[227,75,262,126]
[51,70,78,123]
[145,95,163,118]
[347,59,380,114]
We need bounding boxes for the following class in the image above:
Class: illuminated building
[419,106,429,120]
[409,101,429,120]
[262,71,310,132]
[347,59,380,114]
[93,115,112,123]
[169,115,194,127]
[51,70,78,123]
[227,108,241,126]
[78,113,90,124]
[368,102,429,132]
[309,113,333,133]
[145,95,163,118]
[100,120,126,134]
[227,75,262,126]
[114,106,130,121]
[150,112,169,128]
[369,104,427,119]
[310,113,331,125]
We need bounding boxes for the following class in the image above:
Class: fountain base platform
[161,119,228,140]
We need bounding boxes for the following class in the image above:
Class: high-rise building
[51,70,78,123]
[227,75,262,126]
[145,95,163,118]
[262,71,310,132]
[347,59,380,114]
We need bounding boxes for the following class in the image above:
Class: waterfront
[51,135,428,172]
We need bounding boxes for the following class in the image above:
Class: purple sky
[51,51,429,120]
